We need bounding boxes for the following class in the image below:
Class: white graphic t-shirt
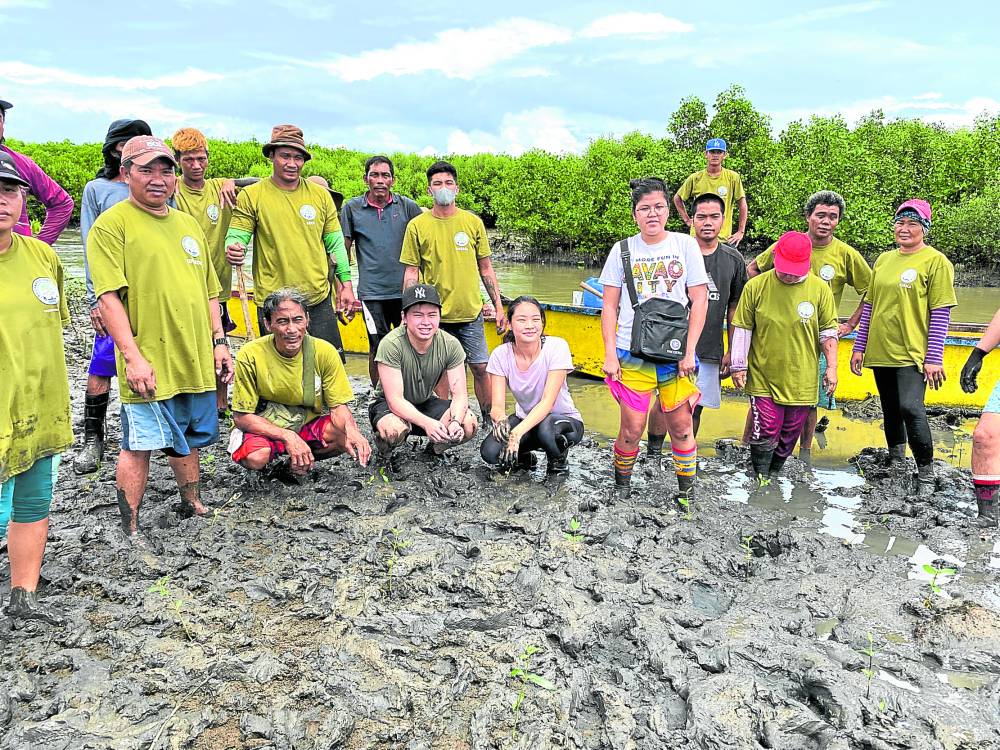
[599,232,710,351]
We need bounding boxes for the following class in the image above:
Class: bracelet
[213,338,228,347]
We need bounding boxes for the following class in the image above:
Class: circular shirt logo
[901,269,918,284]
[181,235,201,258]
[299,204,317,221]
[32,277,59,305]
[454,231,470,248]
[819,264,835,281]
[207,204,220,223]
[797,301,815,320]
[667,259,684,279]
[669,338,682,350]
[717,186,728,197]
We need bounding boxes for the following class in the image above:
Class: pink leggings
[749,396,810,459]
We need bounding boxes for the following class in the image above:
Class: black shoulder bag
[619,237,690,363]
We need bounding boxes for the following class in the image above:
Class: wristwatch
[213,338,228,347]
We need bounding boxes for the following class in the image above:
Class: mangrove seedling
[564,517,583,544]
[384,527,412,596]
[509,645,556,739]
[147,576,194,640]
[199,452,217,478]
[858,631,877,699]
[740,535,754,563]
[677,495,693,521]
[922,563,957,605]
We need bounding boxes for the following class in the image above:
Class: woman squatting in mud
[729,231,839,484]
[850,199,957,497]
[599,177,709,502]
[481,296,585,473]
[0,153,73,624]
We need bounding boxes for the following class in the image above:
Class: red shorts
[231,415,333,464]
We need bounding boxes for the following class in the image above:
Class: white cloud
[580,12,693,38]
[444,107,582,156]
[772,1,888,26]
[315,18,572,81]
[0,61,226,90]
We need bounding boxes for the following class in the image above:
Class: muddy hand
[491,417,511,445]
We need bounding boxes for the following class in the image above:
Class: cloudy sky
[1,0,997,155]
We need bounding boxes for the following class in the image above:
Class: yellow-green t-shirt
[231,335,354,423]
[0,234,73,482]
[229,178,340,306]
[399,210,490,323]
[862,246,956,368]
[755,236,871,308]
[88,201,222,404]
[676,168,746,240]
[732,271,838,406]
[175,178,233,299]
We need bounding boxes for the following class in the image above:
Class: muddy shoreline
[1,318,999,749]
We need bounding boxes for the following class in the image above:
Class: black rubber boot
[646,433,665,470]
[977,485,999,529]
[886,444,907,469]
[750,443,775,485]
[515,452,538,470]
[5,587,65,626]
[916,463,936,498]
[769,454,788,476]
[676,473,697,511]
[547,435,570,474]
[74,392,109,475]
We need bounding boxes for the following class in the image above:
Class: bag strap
[300,335,317,410]
[619,237,640,310]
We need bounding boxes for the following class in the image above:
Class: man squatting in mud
[369,283,478,462]
[229,288,371,477]
[87,136,234,542]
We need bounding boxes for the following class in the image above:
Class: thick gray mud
[2,327,999,749]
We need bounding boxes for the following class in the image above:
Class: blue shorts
[120,392,219,456]
[0,455,60,533]
[985,378,1000,414]
[817,351,837,410]
[88,333,117,377]
[440,314,489,365]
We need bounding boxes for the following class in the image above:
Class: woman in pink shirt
[482,296,584,474]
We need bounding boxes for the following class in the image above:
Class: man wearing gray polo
[341,155,422,385]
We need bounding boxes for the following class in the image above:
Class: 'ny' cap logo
[414,287,426,299]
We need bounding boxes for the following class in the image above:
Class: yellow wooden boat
[227,295,997,409]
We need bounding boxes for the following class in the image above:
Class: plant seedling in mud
[509,645,556,739]
[858,631,878,699]
[147,576,194,640]
[384,527,412,596]
[199,452,218,478]
[677,496,693,521]
[922,563,957,604]
[564,517,583,544]
[740,535,754,563]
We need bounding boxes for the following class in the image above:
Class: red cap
[894,198,931,222]
[773,231,812,276]
[121,136,176,167]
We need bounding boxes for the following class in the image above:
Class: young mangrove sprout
[858,631,878,699]
[563,517,583,544]
[509,645,556,739]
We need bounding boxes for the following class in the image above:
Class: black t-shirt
[697,242,748,363]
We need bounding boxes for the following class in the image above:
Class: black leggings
[872,366,933,466]
[481,414,584,464]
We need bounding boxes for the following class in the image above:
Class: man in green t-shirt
[89,136,233,545]
[230,288,370,478]
[748,190,872,458]
[225,125,353,359]
[369,283,478,461]
[401,160,508,419]
[673,138,748,245]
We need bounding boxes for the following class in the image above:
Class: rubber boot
[5,587,65,626]
[547,434,570,475]
[516,452,538,470]
[646,434,665,470]
[676,474,696,511]
[916,463,936,498]
[73,392,109,475]
[976,485,999,529]
[886,444,907,469]
[749,443,775,486]
[769,454,788,477]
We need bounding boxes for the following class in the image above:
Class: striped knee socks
[613,442,639,487]
[672,444,697,479]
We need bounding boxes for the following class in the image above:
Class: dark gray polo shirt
[341,192,423,300]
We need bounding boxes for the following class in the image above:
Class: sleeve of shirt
[399,219,421,267]
[230,349,260,414]
[88,218,128,299]
[404,197,423,221]
[549,337,574,370]
[81,185,100,308]
[731,280,757,330]
[731,251,749,305]
[228,186,256,234]
[445,335,468,369]
[598,244,624,287]
[322,193,342,235]
[731,173,746,202]
[818,284,838,331]
[340,202,353,240]
[927,255,958,309]
[374,335,403,368]
[55,254,70,327]
[486,344,508,377]
[323,231,351,281]
[676,174,695,202]
[755,245,776,272]
[474,215,491,260]
[319,346,355,407]
[21,154,73,246]
[685,240,710,287]
[848,248,872,296]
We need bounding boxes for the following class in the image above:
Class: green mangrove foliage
[11,86,1000,263]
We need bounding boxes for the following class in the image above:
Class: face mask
[432,187,457,206]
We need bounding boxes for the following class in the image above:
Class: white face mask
[432,187,457,206]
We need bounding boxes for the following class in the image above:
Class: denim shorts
[120,391,219,456]
[440,314,489,365]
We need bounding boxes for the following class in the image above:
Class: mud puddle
[1,323,999,749]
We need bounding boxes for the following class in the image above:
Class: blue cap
[706,138,727,152]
